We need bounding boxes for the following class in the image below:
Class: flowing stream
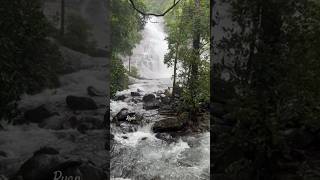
[110,17,210,180]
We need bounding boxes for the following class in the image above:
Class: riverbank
[0,46,109,179]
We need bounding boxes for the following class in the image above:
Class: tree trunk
[60,0,65,36]
[172,43,179,100]
[128,56,131,73]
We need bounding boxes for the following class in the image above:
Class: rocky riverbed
[110,77,210,180]
[0,47,109,179]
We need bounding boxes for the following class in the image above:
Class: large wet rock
[143,100,160,110]
[142,94,156,102]
[131,92,141,97]
[14,147,107,180]
[66,96,98,110]
[152,117,186,133]
[24,105,53,123]
[115,94,127,101]
[113,108,135,122]
[14,147,62,180]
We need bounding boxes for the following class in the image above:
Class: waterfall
[124,17,172,79]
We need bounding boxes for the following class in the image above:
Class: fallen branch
[128,0,182,17]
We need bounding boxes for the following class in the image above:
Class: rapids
[110,17,210,180]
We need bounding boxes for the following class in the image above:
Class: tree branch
[128,0,182,17]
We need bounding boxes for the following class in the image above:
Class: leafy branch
[128,0,182,17]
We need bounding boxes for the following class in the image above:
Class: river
[110,17,210,180]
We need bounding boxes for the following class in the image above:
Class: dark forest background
[211,0,320,179]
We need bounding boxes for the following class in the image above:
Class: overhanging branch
[128,0,182,17]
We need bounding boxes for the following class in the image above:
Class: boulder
[113,108,135,122]
[142,94,156,102]
[66,96,98,110]
[15,147,62,180]
[152,117,186,133]
[24,105,53,123]
[115,94,127,101]
[87,86,105,97]
[143,100,160,110]
[131,92,141,97]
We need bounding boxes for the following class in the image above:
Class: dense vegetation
[212,0,320,179]
[110,0,146,97]
[163,0,210,122]
[0,0,62,120]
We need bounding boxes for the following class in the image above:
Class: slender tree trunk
[60,0,65,36]
[128,56,131,73]
[172,43,179,100]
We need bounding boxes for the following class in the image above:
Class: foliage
[213,0,320,178]
[110,54,128,97]
[164,0,210,119]
[0,0,62,120]
[59,13,97,55]
[128,66,140,79]
[111,0,146,56]
[110,0,146,97]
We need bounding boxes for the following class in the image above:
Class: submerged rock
[131,92,141,97]
[113,108,130,122]
[24,105,53,123]
[66,95,98,110]
[152,117,186,133]
[142,94,156,102]
[143,100,160,110]
[115,94,127,101]
[112,108,140,123]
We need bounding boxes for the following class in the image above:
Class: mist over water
[123,17,172,79]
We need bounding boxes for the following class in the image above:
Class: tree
[212,0,320,178]
[0,0,62,120]
[110,0,146,97]
[164,0,210,122]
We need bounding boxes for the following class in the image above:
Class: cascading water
[123,17,172,79]
[111,17,210,180]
